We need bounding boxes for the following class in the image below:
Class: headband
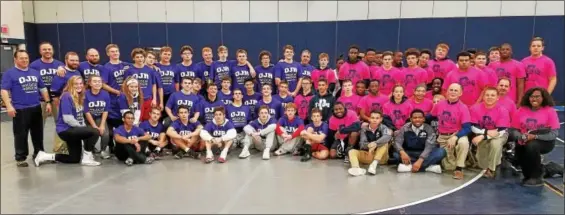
[126,78,138,86]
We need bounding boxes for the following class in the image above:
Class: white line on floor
[557,137,564,143]
[560,122,564,125]
[33,168,133,215]
[355,170,486,214]
[218,162,265,214]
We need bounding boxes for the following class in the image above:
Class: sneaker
[16,161,29,167]
[263,148,271,160]
[186,150,201,159]
[343,156,350,164]
[397,164,412,173]
[144,157,155,164]
[81,151,101,166]
[239,149,251,159]
[174,150,185,159]
[368,162,378,175]
[348,167,367,176]
[522,178,544,187]
[274,149,285,156]
[124,158,134,166]
[100,151,111,159]
[453,170,464,180]
[425,165,442,174]
[34,151,52,167]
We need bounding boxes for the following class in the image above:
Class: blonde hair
[63,76,85,108]
[122,76,144,107]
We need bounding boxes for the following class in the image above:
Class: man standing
[488,43,525,104]
[30,42,64,127]
[1,50,52,167]
[308,79,335,122]
[431,83,471,180]
[428,43,457,81]
[79,48,107,83]
[443,52,487,106]
[338,45,370,92]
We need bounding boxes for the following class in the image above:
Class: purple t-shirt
[278,116,304,134]
[211,60,235,86]
[243,92,262,118]
[139,120,165,140]
[226,104,251,129]
[84,89,111,119]
[218,90,233,105]
[155,63,176,95]
[174,62,198,83]
[275,61,303,92]
[114,125,145,139]
[204,120,235,138]
[199,97,224,124]
[249,118,276,131]
[305,122,329,144]
[195,61,212,82]
[273,94,294,109]
[256,98,283,120]
[118,94,140,114]
[255,65,276,94]
[50,68,81,95]
[125,65,155,100]
[104,61,131,93]
[56,92,85,133]
[1,67,45,109]
[231,64,253,91]
[301,63,315,77]
[30,58,64,88]
[171,119,201,136]
[79,61,107,83]
[165,91,200,116]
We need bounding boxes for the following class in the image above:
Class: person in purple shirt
[226,88,252,147]
[230,49,256,92]
[211,45,235,87]
[124,48,157,121]
[112,111,154,166]
[200,107,237,163]
[118,77,144,126]
[29,42,64,126]
[275,45,303,96]
[51,52,82,98]
[256,84,283,120]
[199,83,224,125]
[174,45,198,90]
[241,105,277,159]
[34,76,101,167]
[274,103,304,156]
[78,48,107,84]
[300,49,315,78]
[139,107,168,158]
[145,51,164,112]
[273,80,294,109]
[255,51,276,94]
[166,105,203,159]
[218,76,233,105]
[1,50,52,167]
[164,76,200,127]
[84,75,111,159]
[195,47,214,88]
[155,46,175,109]
[299,108,330,162]
[243,79,262,118]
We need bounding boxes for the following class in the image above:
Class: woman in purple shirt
[34,76,101,167]
[84,75,111,159]
[118,77,144,126]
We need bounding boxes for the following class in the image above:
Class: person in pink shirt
[521,37,557,94]
[355,80,367,97]
[311,53,337,92]
[398,49,428,97]
[365,48,381,78]
[375,51,400,97]
[338,45,370,93]
[383,85,414,132]
[359,79,389,122]
[294,77,314,123]
[474,51,497,87]
[487,46,500,65]
[426,77,443,100]
[442,52,487,106]
[337,79,362,114]
[488,43,526,104]
[470,87,511,178]
[418,49,432,70]
[430,83,471,180]
[510,87,560,187]
[496,78,518,119]
[428,43,457,81]
[328,102,360,161]
[410,85,434,114]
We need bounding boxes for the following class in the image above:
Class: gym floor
[1,112,563,214]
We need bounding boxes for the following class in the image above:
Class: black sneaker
[522,178,544,187]
[300,145,312,162]
[174,150,185,159]
[186,150,201,159]
[16,161,28,167]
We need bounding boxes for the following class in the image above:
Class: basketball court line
[355,170,485,214]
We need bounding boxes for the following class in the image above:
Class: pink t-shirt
[488,60,526,102]
[369,65,381,80]
[338,61,370,86]
[294,93,314,120]
[511,106,560,133]
[337,94,362,114]
[358,94,389,114]
[497,95,517,122]
[431,100,471,134]
[311,67,337,89]
[470,103,511,130]
[329,110,359,140]
[428,58,457,80]
[476,66,498,87]
[425,91,434,100]
[442,67,487,106]
[409,98,434,114]
[521,55,557,91]
[383,100,414,129]
[397,67,428,98]
[375,66,401,96]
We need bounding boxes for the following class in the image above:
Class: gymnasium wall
[22,1,564,103]
[1,0,25,40]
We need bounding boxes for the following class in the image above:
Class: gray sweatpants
[276,136,303,154]
[242,129,276,152]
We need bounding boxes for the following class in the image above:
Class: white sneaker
[274,149,285,156]
[100,151,111,159]
[425,165,442,174]
[397,164,412,173]
[262,148,271,160]
[34,151,53,167]
[81,151,101,166]
[368,161,378,175]
[348,167,367,176]
[239,149,250,158]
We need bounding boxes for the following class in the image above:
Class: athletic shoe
[100,151,111,159]
[16,161,29,167]
[343,156,350,164]
[144,157,155,164]
[81,151,101,166]
[522,178,543,187]
[300,145,312,162]
[186,151,201,159]
[239,149,250,159]
[274,149,285,156]
[263,148,271,160]
[174,151,185,159]
[34,151,53,167]
[425,165,442,174]
[348,167,366,176]
[124,158,134,166]
[453,170,464,180]
[397,164,412,173]
[368,161,378,175]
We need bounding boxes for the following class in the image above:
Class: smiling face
[497,79,510,96]
[410,112,425,127]
[89,76,103,91]
[284,48,294,60]
[66,54,80,70]
[86,49,100,64]
[414,86,426,99]
[107,47,120,60]
[489,50,500,62]
[529,90,543,108]
[39,43,54,59]
[128,82,139,95]
[483,89,499,106]
[333,104,345,118]
[73,77,84,93]
[500,44,512,60]
[301,52,311,64]
[160,51,171,63]
[447,84,462,101]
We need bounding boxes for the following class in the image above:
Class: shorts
[141,98,153,121]
[311,143,328,152]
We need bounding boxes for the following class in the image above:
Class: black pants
[13,105,44,161]
[56,127,99,163]
[106,118,123,153]
[160,93,171,122]
[509,129,556,179]
[115,140,148,164]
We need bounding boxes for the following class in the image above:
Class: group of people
[1,37,561,188]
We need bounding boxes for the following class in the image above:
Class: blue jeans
[393,147,446,172]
